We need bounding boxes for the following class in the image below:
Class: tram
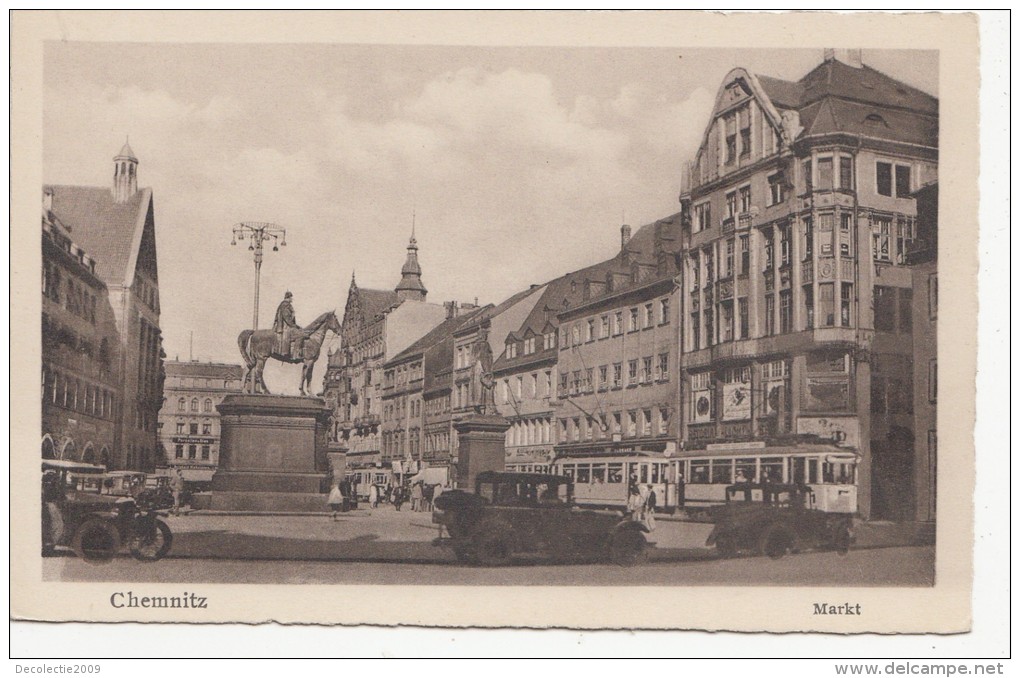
[551,442,859,515]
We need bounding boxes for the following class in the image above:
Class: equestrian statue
[237,291,342,395]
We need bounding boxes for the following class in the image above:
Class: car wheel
[473,532,513,567]
[759,524,794,560]
[609,529,647,566]
[129,519,173,562]
[72,518,121,564]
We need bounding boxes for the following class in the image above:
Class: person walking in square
[327,482,344,521]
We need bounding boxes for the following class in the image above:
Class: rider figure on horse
[273,291,305,359]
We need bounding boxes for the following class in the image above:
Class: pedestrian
[433,483,444,505]
[393,484,406,511]
[327,482,344,521]
[411,481,423,512]
[169,468,184,516]
[423,483,435,512]
[676,470,686,510]
[368,483,379,509]
[642,484,656,531]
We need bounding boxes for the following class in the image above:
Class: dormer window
[865,113,887,127]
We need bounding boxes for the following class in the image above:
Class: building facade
[553,218,683,461]
[157,360,244,486]
[677,49,938,519]
[44,143,165,471]
[322,234,451,473]
[41,191,122,466]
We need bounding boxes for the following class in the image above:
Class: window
[768,172,785,205]
[929,274,938,319]
[191,398,199,412]
[516,375,524,399]
[723,239,734,278]
[642,357,653,384]
[780,224,791,265]
[779,290,792,333]
[725,113,737,163]
[819,213,834,255]
[694,202,712,233]
[803,283,811,328]
[525,337,536,354]
[629,308,639,332]
[840,213,854,256]
[544,331,555,350]
[876,161,893,196]
[899,288,913,333]
[643,409,654,436]
[613,311,623,336]
[559,328,569,349]
[658,353,669,381]
[739,185,751,213]
[738,298,749,339]
[841,283,853,327]
[203,398,212,413]
[803,217,813,258]
[725,191,737,220]
[571,371,581,395]
[738,106,751,157]
[690,313,700,350]
[895,165,912,197]
[659,298,670,324]
[178,397,186,412]
[705,249,714,282]
[585,319,594,342]
[819,282,835,327]
[571,325,580,346]
[188,445,197,460]
[839,156,854,190]
[764,230,774,269]
[705,307,714,347]
[189,423,199,435]
[628,360,638,385]
[802,159,813,192]
[720,301,734,342]
[176,422,185,435]
[559,371,568,394]
[599,365,608,391]
[874,286,896,332]
[817,157,834,190]
[544,370,552,397]
[175,444,183,459]
[872,217,892,261]
[627,412,638,437]
[644,303,654,328]
[739,235,749,275]
[613,363,623,388]
[202,423,212,435]
[896,217,915,263]
[201,445,210,460]
[600,315,610,339]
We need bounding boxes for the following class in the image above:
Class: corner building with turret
[677,50,937,521]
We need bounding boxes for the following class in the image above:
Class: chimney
[42,189,53,214]
[823,48,863,69]
[444,301,458,319]
[621,224,632,249]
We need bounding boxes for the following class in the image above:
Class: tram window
[711,460,733,484]
[761,458,783,483]
[577,465,591,484]
[592,465,606,483]
[690,462,710,484]
[650,464,661,484]
[735,458,756,483]
[639,464,648,483]
[562,465,575,480]
[789,457,807,484]
[607,463,623,483]
[807,459,819,484]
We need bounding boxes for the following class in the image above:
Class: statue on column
[470,328,496,414]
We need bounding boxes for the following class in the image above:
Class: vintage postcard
[11,11,979,632]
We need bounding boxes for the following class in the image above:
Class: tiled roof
[358,288,401,321]
[164,361,244,379]
[44,185,151,285]
[797,60,937,115]
[756,74,803,109]
[799,97,938,147]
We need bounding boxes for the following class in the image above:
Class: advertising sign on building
[796,416,859,448]
[722,382,751,421]
[692,390,712,423]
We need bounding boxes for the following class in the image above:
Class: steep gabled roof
[358,288,401,322]
[755,74,803,110]
[388,310,481,365]
[44,185,153,286]
[797,60,937,114]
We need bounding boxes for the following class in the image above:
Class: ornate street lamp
[231,222,286,329]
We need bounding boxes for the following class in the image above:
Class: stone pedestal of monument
[210,394,331,512]
[453,411,510,491]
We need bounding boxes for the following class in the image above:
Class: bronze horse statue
[237,310,342,395]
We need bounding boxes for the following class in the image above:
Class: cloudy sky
[43,43,937,392]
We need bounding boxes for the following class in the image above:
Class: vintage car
[704,482,854,559]
[42,460,173,563]
[432,471,651,566]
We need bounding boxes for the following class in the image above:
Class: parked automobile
[704,482,854,559]
[432,471,651,566]
[42,460,173,564]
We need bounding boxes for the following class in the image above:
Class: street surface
[44,506,935,586]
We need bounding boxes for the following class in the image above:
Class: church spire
[113,137,138,204]
[395,215,427,302]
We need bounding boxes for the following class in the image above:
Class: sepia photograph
[10,10,990,643]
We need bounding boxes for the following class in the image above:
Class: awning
[409,467,448,485]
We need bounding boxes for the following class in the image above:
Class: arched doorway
[82,443,96,464]
[41,435,56,459]
[60,438,76,461]
[99,446,111,469]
